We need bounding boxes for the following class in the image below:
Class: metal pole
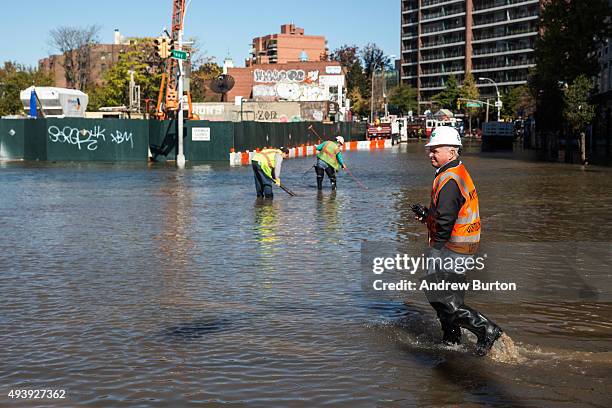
[370,65,376,123]
[176,1,191,169]
[383,65,388,118]
[485,98,489,123]
[493,82,501,122]
[176,26,186,168]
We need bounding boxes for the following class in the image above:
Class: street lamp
[478,77,502,122]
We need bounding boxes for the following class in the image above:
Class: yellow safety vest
[253,149,281,179]
[317,141,341,170]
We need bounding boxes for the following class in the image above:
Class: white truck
[20,86,88,118]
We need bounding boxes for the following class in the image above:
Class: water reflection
[154,173,196,312]
[315,191,341,241]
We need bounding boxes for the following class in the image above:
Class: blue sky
[1,0,400,67]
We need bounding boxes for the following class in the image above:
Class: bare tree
[48,25,101,90]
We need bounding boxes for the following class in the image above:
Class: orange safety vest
[427,162,481,254]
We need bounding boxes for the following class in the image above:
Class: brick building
[227,61,344,105]
[39,30,132,89]
[247,24,328,66]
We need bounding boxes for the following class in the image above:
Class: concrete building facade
[247,24,328,66]
[401,0,541,108]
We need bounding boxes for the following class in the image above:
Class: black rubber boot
[451,305,502,356]
[475,325,503,356]
[441,322,462,345]
[431,302,462,345]
[315,166,325,190]
[425,272,501,354]
[325,167,337,190]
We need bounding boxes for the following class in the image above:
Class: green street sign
[171,49,189,60]
[466,102,481,107]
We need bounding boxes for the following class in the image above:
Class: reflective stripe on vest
[317,141,340,170]
[254,149,280,179]
[428,162,481,254]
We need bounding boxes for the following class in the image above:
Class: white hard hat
[425,126,462,147]
[335,136,345,145]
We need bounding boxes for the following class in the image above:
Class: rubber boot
[475,324,503,356]
[451,305,502,356]
[315,166,325,190]
[431,302,462,345]
[441,321,462,345]
[326,167,337,191]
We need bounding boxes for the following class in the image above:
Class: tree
[563,75,595,134]
[432,74,460,110]
[88,40,163,111]
[563,75,595,164]
[331,44,368,97]
[0,62,53,116]
[331,44,360,67]
[360,43,390,79]
[48,25,101,90]
[348,88,368,118]
[190,61,223,102]
[501,85,536,119]
[531,0,611,131]
[460,72,479,130]
[388,84,418,116]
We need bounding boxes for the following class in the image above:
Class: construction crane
[155,0,197,119]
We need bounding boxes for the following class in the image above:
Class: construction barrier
[1,118,367,163]
[229,137,395,166]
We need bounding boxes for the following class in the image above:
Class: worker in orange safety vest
[415,126,503,356]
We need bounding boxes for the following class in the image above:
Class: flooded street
[1,143,611,407]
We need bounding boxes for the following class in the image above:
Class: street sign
[171,49,189,60]
[466,102,481,107]
[494,100,503,108]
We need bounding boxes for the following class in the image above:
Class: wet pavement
[1,142,611,407]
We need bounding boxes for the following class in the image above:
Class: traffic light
[457,100,461,110]
[154,37,169,59]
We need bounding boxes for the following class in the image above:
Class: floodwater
[1,142,611,407]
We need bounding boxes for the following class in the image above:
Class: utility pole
[176,24,186,169]
[370,65,377,123]
[485,98,490,123]
[176,0,192,169]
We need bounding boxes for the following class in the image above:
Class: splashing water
[488,333,525,364]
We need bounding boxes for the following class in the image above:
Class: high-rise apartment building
[247,24,328,66]
[401,0,541,108]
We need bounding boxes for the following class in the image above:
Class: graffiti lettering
[254,69,306,83]
[256,111,278,121]
[110,130,134,148]
[47,125,133,151]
